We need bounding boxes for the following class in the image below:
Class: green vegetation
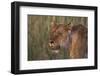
[28,15,87,61]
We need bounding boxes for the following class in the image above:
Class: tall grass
[28,15,87,61]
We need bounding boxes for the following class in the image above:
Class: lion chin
[51,50,60,54]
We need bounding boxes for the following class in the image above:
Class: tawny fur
[49,23,87,59]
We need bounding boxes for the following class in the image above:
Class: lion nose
[50,40,54,44]
[49,40,54,47]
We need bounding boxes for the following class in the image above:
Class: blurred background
[28,15,88,61]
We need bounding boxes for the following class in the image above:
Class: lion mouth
[49,43,60,50]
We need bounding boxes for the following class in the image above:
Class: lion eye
[58,32,62,35]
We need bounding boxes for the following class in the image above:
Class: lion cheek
[59,40,65,47]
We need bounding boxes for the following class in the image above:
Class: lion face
[49,23,71,51]
[49,23,87,58]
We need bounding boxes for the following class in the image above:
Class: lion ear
[67,22,73,30]
[68,25,72,30]
[64,23,73,31]
[51,22,57,27]
[51,16,56,27]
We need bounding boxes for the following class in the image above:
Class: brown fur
[49,23,87,59]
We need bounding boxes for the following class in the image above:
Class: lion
[49,22,87,59]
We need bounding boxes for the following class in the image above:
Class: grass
[28,15,87,61]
